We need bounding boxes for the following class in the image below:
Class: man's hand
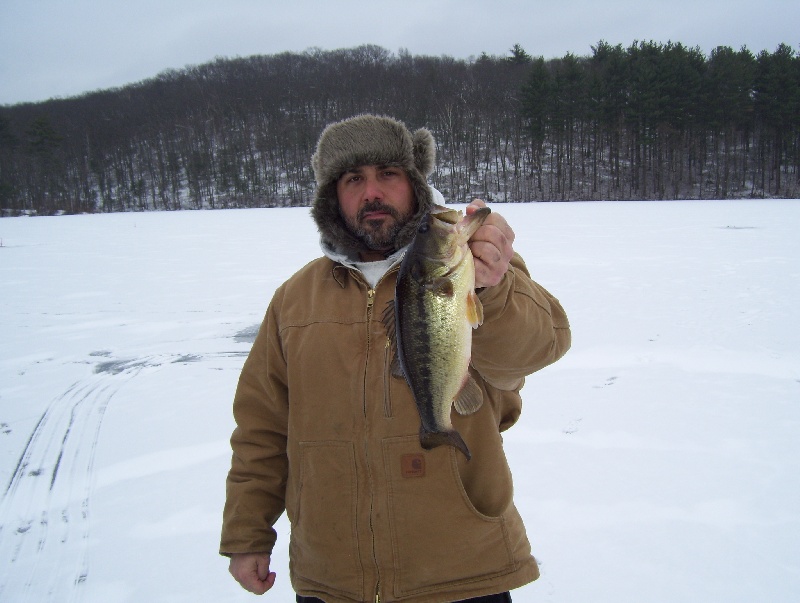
[466,199,515,288]
[229,552,276,595]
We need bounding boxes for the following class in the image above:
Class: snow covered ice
[1,200,799,602]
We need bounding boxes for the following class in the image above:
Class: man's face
[336,165,415,253]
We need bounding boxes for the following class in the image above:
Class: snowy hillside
[1,200,798,602]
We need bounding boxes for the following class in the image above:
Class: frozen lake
[1,200,799,601]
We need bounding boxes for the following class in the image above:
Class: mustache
[357,201,402,222]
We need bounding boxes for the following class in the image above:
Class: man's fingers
[229,553,275,595]
[256,555,272,581]
[466,198,487,214]
[465,199,516,287]
[471,239,502,265]
[467,208,515,288]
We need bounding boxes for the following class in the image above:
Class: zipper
[365,446,382,603]
[366,459,381,603]
[366,287,376,315]
[358,270,400,603]
[363,285,382,601]
[364,288,376,416]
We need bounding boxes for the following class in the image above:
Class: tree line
[0,41,798,215]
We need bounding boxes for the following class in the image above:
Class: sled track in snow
[0,350,246,601]
[0,358,152,602]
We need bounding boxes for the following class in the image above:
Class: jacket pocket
[290,441,363,599]
[382,436,516,597]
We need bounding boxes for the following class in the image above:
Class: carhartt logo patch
[401,453,425,478]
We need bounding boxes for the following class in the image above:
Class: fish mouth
[456,207,491,236]
[429,205,462,225]
[428,205,491,231]
[427,207,491,241]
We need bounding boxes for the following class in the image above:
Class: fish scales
[387,205,491,460]
[398,271,468,425]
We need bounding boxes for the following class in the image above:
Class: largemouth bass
[384,204,491,460]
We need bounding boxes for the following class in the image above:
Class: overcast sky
[2,0,798,106]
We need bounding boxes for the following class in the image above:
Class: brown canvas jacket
[221,252,571,602]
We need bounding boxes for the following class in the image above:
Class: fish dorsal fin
[453,374,483,415]
[381,299,396,341]
[465,290,484,328]
[381,299,405,379]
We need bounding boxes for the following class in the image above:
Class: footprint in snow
[592,376,617,389]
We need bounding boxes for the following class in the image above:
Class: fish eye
[418,222,430,233]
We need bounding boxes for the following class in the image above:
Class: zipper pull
[367,288,376,309]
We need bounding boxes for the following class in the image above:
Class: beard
[344,201,414,252]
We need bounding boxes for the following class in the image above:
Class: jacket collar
[321,238,407,289]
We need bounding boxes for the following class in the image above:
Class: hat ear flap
[412,128,436,177]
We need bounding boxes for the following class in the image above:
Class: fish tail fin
[420,426,471,461]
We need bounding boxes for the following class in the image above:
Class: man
[220,115,571,602]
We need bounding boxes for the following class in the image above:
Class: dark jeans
[297,592,511,602]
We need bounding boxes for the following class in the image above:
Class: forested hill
[1,42,798,215]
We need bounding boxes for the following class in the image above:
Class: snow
[1,200,799,602]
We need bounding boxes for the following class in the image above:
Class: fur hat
[311,114,436,255]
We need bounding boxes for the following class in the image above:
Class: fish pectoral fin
[466,290,484,327]
[453,375,484,416]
